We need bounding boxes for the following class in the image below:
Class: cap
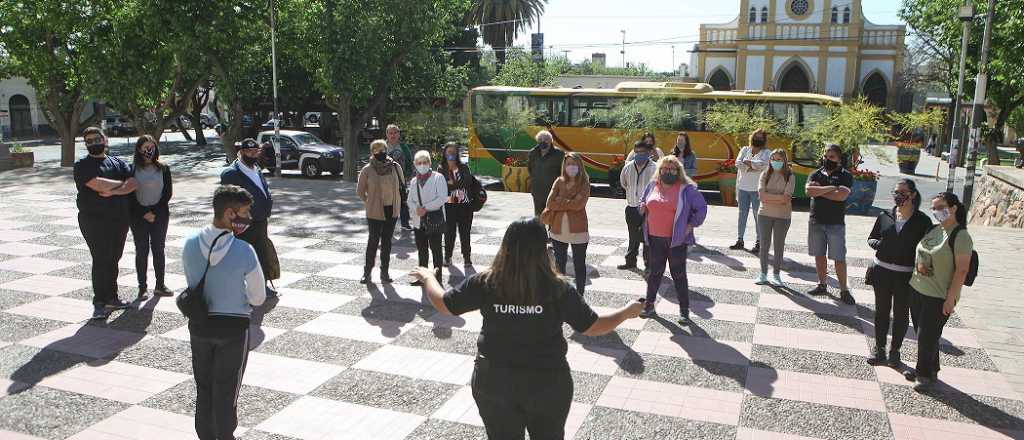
[239,138,259,150]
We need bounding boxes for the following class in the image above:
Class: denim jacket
[640,182,708,248]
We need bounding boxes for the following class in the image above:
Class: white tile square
[117,273,188,290]
[6,296,96,322]
[242,352,345,394]
[274,288,357,312]
[296,313,413,344]
[431,385,483,426]
[21,324,147,358]
[353,345,475,385]
[0,230,46,242]
[161,324,287,351]
[38,360,190,404]
[0,257,78,275]
[0,220,34,230]
[67,405,247,440]
[0,242,60,257]
[0,274,92,295]
[279,249,358,264]
[257,395,425,440]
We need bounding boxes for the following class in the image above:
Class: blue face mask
[770,160,784,170]
[446,154,458,162]
[634,153,650,162]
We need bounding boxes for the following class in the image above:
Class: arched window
[843,6,851,24]
[749,7,757,23]
[708,68,733,91]
[778,63,811,93]
[862,72,888,108]
[831,7,838,23]
[761,7,769,23]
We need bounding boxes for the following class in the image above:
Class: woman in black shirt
[130,135,174,300]
[866,179,932,368]
[410,218,643,440]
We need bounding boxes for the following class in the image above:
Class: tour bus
[465,81,842,197]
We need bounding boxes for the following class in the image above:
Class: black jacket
[868,208,932,267]
[527,145,565,199]
[130,164,172,217]
[220,161,273,221]
[438,162,473,200]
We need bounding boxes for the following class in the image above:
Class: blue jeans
[737,189,760,241]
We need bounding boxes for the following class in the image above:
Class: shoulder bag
[417,178,446,236]
[176,232,230,319]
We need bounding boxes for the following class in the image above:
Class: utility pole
[672,45,676,75]
[962,0,995,212]
[269,0,281,177]
[945,1,974,192]
[561,49,570,60]
[620,30,626,68]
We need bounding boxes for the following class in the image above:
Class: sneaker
[153,285,174,297]
[807,284,829,296]
[401,223,412,231]
[913,376,935,393]
[136,287,150,302]
[616,262,637,270]
[728,239,745,250]
[886,350,903,368]
[360,270,371,284]
[839,290,856,305]
[769,273,784,286]
[91,305,111,320]
[677,311,690,325]
[105,298,129,310]
[754,273,769,285]
[902,369,917,382]
[380,270,393,284]
[638,303,656,319]
[749,241,761,255]
[866,347,887,366]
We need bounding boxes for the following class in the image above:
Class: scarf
[417,170,431,184]
[372,157,394,176]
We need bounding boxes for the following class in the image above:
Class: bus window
[570,96,616,127]
[769,102,800,128]
[670,99,705,131]
[801,103,833,126]
[527,96,569,126]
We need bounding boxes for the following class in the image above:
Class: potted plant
[716,159,738,206]
[9,144,33,169]
[607,155,626,193]
[846,167,880,215]
[501,153,531,193]
[890,109,943,174]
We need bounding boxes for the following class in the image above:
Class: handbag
[469,173,487,213]
[864,265,876,286]
[416,179,446,236]
[176,231,230,319]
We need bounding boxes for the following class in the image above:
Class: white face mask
[565,165,579,177]
[416,164,431,175]
[932,208,951,223]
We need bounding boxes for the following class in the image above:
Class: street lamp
[620,30,626,68]
[269,0,281,177]
[945,2,974,192]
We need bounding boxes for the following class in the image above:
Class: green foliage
[466,0,546,65]
[473,97,536,150]
[799,98,889,157]
[390,106,466,150]
[1009,106,1024,138]
[489,50,557,88]
[591,96,674,152]
[890,108,945,138]
[703,102,786,147]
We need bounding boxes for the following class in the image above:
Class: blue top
[182,230,261,318]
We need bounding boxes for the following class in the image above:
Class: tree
[490,50,557,87]
[289,0,471,181]
[591,96,675,154]
[901,0,1024,164]
[389,105,466,152]
[890,108,946,140]
[0,0,106,166]
[465,0,546,68]
[703,102,789,150]
[799,98,889,162]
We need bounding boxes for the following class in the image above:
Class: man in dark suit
[220,139,280,296]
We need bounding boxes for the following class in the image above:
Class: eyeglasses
[890,191,910,197]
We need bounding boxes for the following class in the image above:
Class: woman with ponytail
[907,192,973,392]
[865,179,931,369]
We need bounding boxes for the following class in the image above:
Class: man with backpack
[182,185,266,440]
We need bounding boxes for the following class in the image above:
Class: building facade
[0,77,49,139]
[691,0,905,109]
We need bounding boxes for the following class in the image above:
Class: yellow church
[691,0,906,109]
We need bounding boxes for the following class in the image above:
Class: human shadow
[568,327,645,375]
[360,282,433,338]
[918,383,1024,432]
[6,296,159,394]
[767,285,866,334]
[688,246,747,270]
[247,295,279,350]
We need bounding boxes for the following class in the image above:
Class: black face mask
[240,155,258,167]
[660,173,678,185]
[231,211,252,235]
[751,138,766,148]
[539,142,550,150]
[373,152,388,162]
[87,143,106,156]
[823,159,839,171]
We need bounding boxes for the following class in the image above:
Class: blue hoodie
[182,226,266,319]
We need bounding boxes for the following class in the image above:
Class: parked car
[200,114,218,128]
[167,115,192,130]
[305,112,320,125]
[104,115,135,136]
[256,130,343,177]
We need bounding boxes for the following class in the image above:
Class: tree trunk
[320,109,336,144]
[940,94,956,157]
[190,110,206,146]
[221,99,244,163]
[338,107,358,182]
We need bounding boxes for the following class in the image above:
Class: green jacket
[387,142,414,185]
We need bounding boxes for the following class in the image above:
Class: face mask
[634,153,650,162]
[87,143,106,156]
[231,211,252,235]
[416,164,431,175]
[752,138,766,148]
[446,154,458,162]
[565,165,579,177]
[823,159,838,171]
[142,149,155,160]
[373,152,388,162]
[240,155,258,167]
[932,208,951,223]
[770,160,784,170]
[539,142,550,150]
[893,193,910,207]
[660,173,678,185]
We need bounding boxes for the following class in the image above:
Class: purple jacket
[640,182,708,248]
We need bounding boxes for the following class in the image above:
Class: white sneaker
[769,273,784,286]
[754,273,769,285]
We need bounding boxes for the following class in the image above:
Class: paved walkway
[0,164,1022,440]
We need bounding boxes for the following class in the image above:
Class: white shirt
[619,159,657,207]
[406,172,449,229]
[736,146,771,192]
[238,161,267,197]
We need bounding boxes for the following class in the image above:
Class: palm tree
[466,0,547,68]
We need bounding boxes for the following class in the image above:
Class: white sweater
[406,172,449,229]
[736,146,771,192]
[619,159,657,207]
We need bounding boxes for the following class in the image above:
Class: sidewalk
[0,163,1022,439]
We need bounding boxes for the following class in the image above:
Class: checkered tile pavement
[1,185,1023,440]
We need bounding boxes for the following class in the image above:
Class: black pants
[191,326,249,440]
[472,358,573,440]
[910,288,950,380]
[551,240,588,294]
[237,219,279,281]
[646,236,689,316]
[624,206,648,267]
[130,210,170,289]
[415,228,444,269]
[532,193,547,217]
[871,266,913,352]
[366,206,397,270]
[399,186,411,227]
[444,203,474,261]
[79,213,130,305]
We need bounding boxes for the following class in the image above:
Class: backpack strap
[948,225,966,271]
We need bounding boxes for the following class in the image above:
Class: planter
[10,151,34,169]
[845,179,878,215]
[501,165,531,193]
[896,142,921,174]
[717,172,737,207]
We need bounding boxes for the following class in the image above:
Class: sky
[510,0,905,73]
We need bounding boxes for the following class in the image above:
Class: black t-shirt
[73,155,132,217]
[808,167,853,225]
[443,273,599,369]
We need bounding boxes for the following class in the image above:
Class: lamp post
[269,0,281,177]
[620,30,626,68]
[945,2,974,192]
[962,0,996,211]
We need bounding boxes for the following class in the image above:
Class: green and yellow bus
[466,81,841,197]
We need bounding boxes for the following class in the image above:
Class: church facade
[691,0,905,109]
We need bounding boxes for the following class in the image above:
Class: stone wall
[970,166,1024,228]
